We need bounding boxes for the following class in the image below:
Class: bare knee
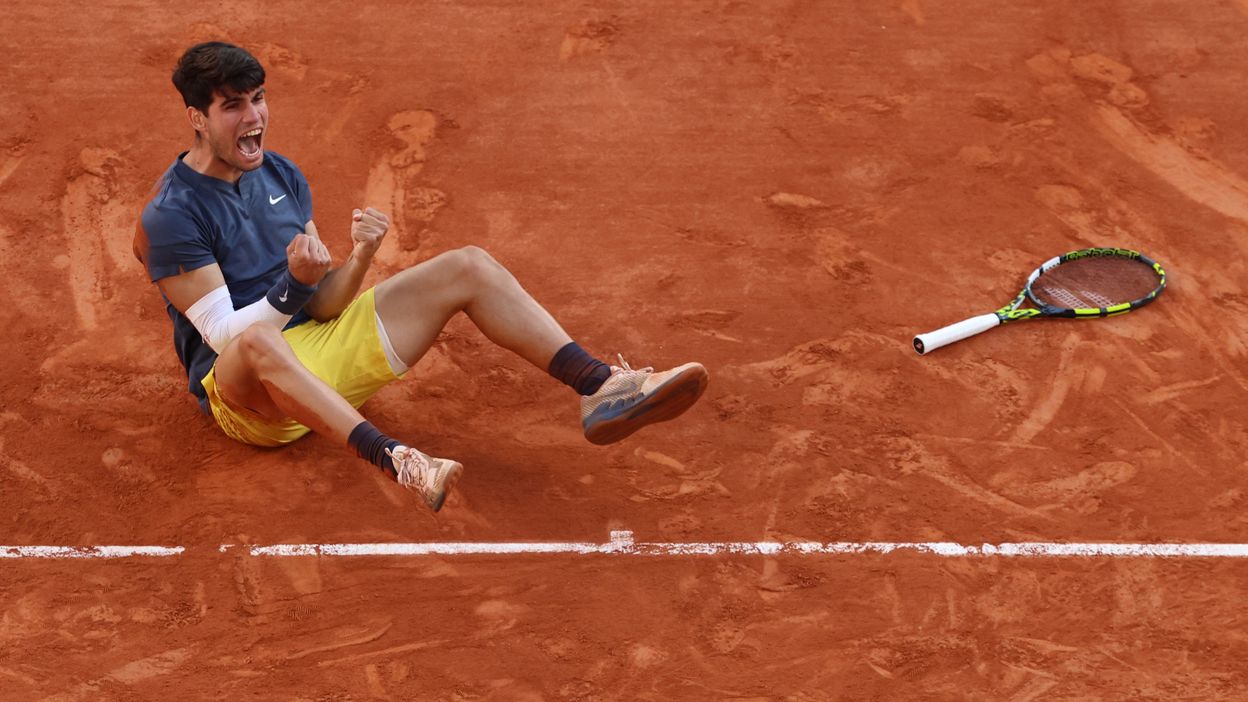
[236,324,297,374]
[450,245,505,285]
[381,246,511,315]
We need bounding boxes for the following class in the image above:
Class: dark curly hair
[171,42,265,113]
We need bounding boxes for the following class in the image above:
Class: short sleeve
[138,204,216,282]
[291,163,313,222]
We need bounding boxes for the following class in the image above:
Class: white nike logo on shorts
[269,194,287,205]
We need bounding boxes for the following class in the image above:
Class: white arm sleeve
[184,285,294,354]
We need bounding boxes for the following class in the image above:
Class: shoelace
[614,354,653,375]
[601,355,657,404]
[385,447,433,494]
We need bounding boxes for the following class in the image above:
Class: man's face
[193,86,269,173]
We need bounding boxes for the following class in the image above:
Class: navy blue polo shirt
[136,151,314,413]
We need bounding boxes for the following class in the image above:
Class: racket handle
[913,313,1001,355]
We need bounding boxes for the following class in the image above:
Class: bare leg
[374,246,573,370]
[212,324,365,444]
[212,312,463,512]
[375,245,707,449]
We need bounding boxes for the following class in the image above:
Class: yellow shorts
[199,287,402,447]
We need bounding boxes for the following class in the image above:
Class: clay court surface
[4,0,1248,698]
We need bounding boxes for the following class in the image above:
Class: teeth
[241,128,262,138]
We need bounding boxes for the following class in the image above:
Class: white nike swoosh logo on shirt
[278,287,289,303]
[269,194,287,205]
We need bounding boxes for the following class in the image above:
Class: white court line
[0,546,184,559]
[8,531,1248,559]
[231,541,1248,558]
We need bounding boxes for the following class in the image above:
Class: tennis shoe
[581,355,709,445]
[385,446,463,512]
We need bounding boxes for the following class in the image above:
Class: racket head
[1022,247,1166,318]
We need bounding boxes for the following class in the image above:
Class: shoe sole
[428,462,463,512]
[584,363,709,445]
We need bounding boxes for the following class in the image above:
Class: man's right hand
[287,233,332,286]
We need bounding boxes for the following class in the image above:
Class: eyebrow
[220,88,266,106]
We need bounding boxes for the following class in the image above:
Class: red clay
[3,1,1248,698]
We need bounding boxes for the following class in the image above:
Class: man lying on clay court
[133,42,708,512]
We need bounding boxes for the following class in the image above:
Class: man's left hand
[351,207,390,259]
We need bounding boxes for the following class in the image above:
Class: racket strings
[1032,256,1160,310]
[1038,285,1092,309]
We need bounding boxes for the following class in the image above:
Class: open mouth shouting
[237,127,264,160]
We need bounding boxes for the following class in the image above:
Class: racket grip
[913,313,1001,355]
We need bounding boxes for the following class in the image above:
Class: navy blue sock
[548,342,612,396]
[347,421,401,477]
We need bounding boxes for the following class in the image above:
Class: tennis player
[133,42,708,511]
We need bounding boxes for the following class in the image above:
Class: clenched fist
[287,233,332,286]
[351,207,390,260]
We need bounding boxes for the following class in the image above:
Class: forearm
[186,274,315,353]
[305,248,374,321]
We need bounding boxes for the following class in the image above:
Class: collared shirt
[135,151,313,413]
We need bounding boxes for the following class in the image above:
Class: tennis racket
[913,247,1167,355]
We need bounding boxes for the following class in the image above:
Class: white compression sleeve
[185,285,294,354]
